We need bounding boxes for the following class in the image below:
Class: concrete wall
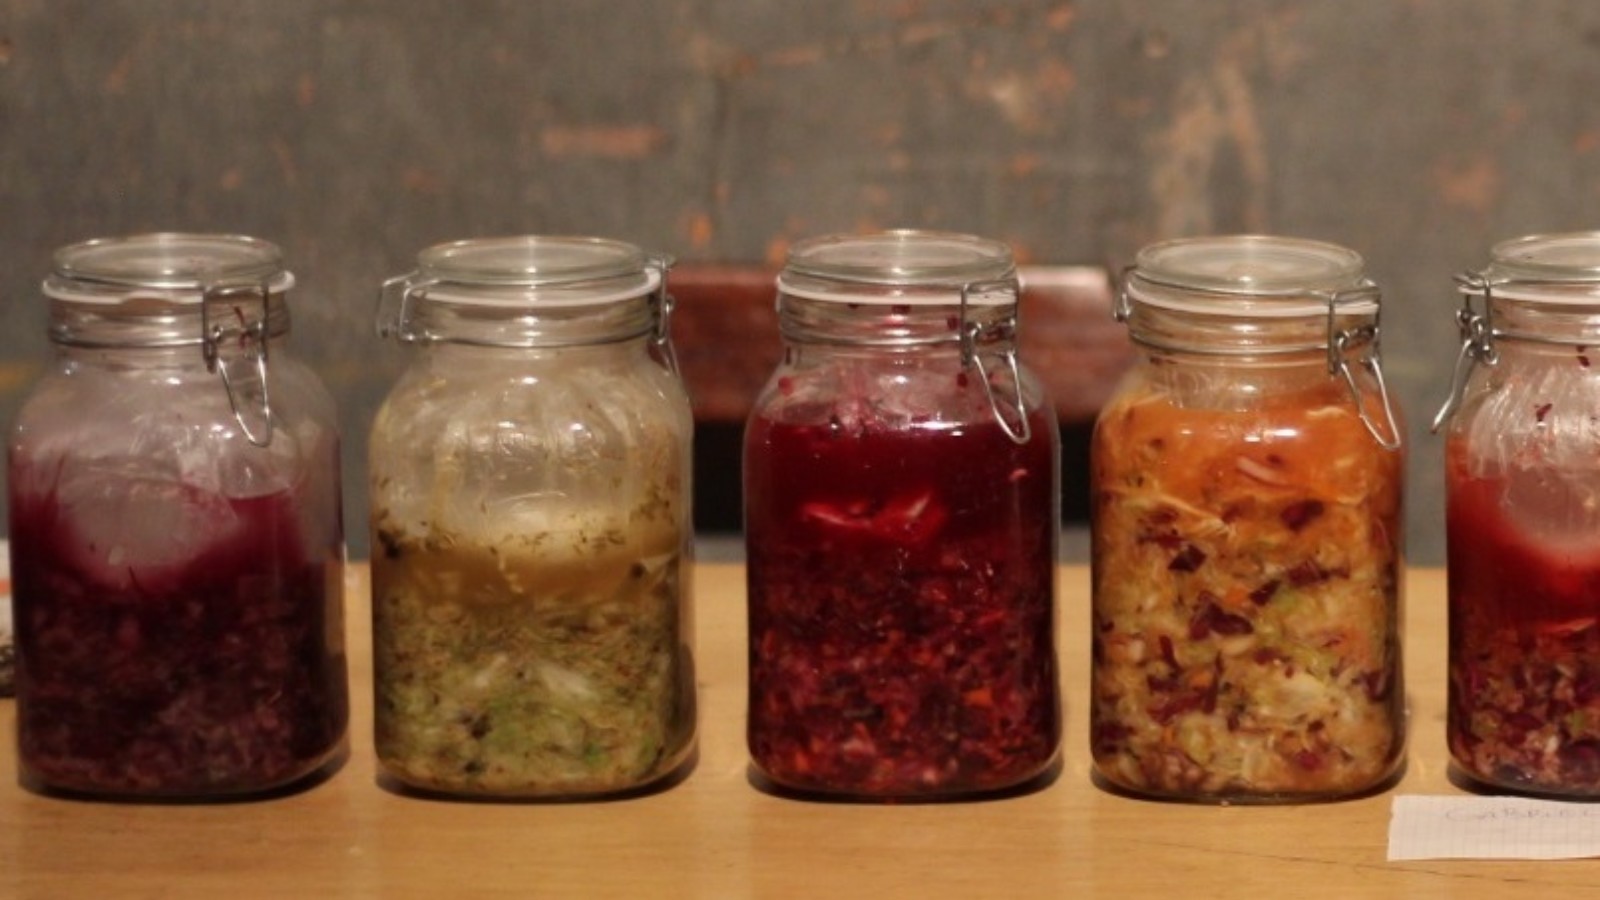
[3,0,1600,562]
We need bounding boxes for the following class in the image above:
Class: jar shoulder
[1447,348,1600,471]
[14,349,336,442]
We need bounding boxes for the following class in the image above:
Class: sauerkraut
[367,332,696,798]
[1090,379,1404,800]
[372,517,693,796]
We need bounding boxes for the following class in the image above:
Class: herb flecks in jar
[1092,235,1405,802]
[1437,231,1600,796]
[369,236,695,798]
[8,233,348,799]
[744,230,1062,800]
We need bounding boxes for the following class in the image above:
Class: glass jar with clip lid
[8,232,348,799]
[1435,231,1600,796]
[369,235,696,798]
[743,229,1062,800]
[1091,234,1405,803]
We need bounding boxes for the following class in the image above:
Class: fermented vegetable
[372,518,691,795]
[746,410,1060,797]
[1091,378,1404,799]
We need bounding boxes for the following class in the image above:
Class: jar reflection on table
[1439,231,1600,796]
[8,233,348,799]
[743,230,1062,800]
[369,236,696,798]
[1091,235,1405,803]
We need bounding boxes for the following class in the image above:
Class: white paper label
[1389,794,1600,861]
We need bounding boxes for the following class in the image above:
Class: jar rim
[1126,235,1375,317]
[411,235,662,307]
[779,229,1015,304]
[1474,231,1600,302]
[43,232,294,304]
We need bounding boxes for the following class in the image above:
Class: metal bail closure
[647,253,680,376]
[1323,284,1402,451]
[377,273,431,342]
[1430,271,1499,433]
[1112,264,1138,322]
[202,281,275,448]
[960,277,1030,445]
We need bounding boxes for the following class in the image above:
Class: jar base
[1088,758,1406,806]
[20,740,349,805]
[374,742,699,803]
[746,753,1062,805]
[1447,761,1600,800]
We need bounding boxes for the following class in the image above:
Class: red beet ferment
[8,234,348,800]
[743,231,1061,800]
[1440,232,1600,797]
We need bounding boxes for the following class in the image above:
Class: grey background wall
[3,0,1599,562]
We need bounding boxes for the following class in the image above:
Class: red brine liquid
[1447,444,1600,794]
[10,466,348,798]
[744,412,1060,798]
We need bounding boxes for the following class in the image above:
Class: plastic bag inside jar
[16,418,331,592]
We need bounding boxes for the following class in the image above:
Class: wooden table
[3,564,1598,898]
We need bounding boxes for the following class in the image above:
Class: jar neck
[386,293,656,348]
[1123,301,1377,360]
[777,293,1017,355]
[54,341,290,374]
[50,293,291,349]
[417,333,654,367]
[1486,295,1600,352]
[1136,341,1332,373]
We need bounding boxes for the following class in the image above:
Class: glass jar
[1091,235,1405,803]
[8,233,348,799]
[1436,231,1600,796]
[744,230,1061,800]
[370,236,695,798]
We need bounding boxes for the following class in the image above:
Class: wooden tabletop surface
[3,563,1598,898]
